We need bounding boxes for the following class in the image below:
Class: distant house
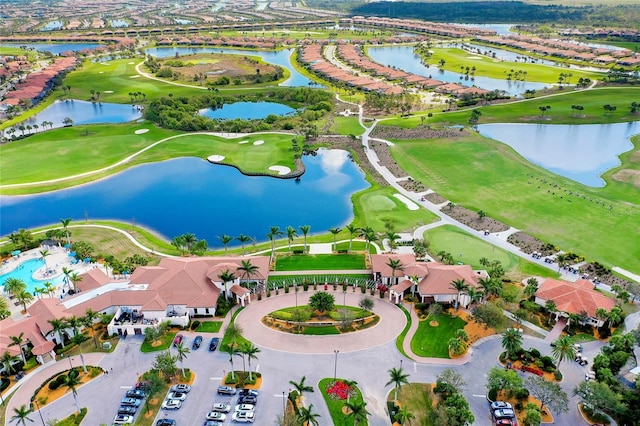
[534,278,616,327]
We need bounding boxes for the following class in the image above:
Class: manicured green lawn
[396,305,412,359]
[319,377,369,426]
[141,331,177,353]
[330,116,365,136]
[270,305,372,320]
[390,131,640,274]
[573,333,597,343]
[275,254,366,270]
[197,321,223,333]
[303,326,341,335]
[267,274,372,283]
[424,225,559,280]
[410,313,467,358]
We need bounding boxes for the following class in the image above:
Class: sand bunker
[268,165,291,175]
[134,129,149,135]
[466,56,482,59]
[207,155,225,162]
[393,194,419,210]
[128,62,135,65]
[129,75,140,78]
[99,71,104,74]
[104,90,114,93]
[238,140,249,144]
[253,140,264,145]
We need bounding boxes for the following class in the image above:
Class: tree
[465,287,484,307]
[386,258,405,285]
[218,234,233,255]
[448,337,466,356]
[1,351,20,375]
[9,332,27,364]
[551,335,575,371]
[471,302,505,329]
[386,367,410,401]
[450,279,469,311]
[218,269,236,300]
[10,404,34,426]
[358,297,374,312]
[345,400,370,426]
[221,345,239,381]
[60,218,72,245]
[0,296,10,320]
[174,342,190,377]
[501,328,523,359]
[359,227,376,252]
[486,367,523,396]
[329,227,341,251]
[394,406,415,425]
[289,375,314,400]
[64,370,83,412]
[573,380,625,418]
[237,260,259,285]
[524,278,539,298]
[297,403,321,426]
[266,226,284,253]
[384,230,401,253]
[15,290,34,312]
[478,277,499,298]
[243,343,261,381]
[286,226,298,253]
[523,403,542,426]
[68,272,83,293]
[525,376,568,414]
[545,300,557,321]
[3,278,27,298]
[153,350,178,380]
[83,308,99,348]
[299,225,311,253]
[538,105,551,116]
[477,210,486,221]
[39,249,50,267]
[236,234,252,255]
[309,291,335,313]
[436,368,467,393]
[346,224,359,252]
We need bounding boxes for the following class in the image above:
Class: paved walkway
[545,317,567,342]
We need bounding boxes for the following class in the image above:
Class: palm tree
[551,335,576,371]
[1,351,20,376]
[386,258,404,285]
[501,328,523,359]
[286,226,298,254]
[68,272,83,293]
[386,367,409,401]
[555,253,569,272]
[3,278,27,298]
[359,227,376,252]
[289,375,314,401]
[10,404,34,426]
[218,234,234,255]
[83,309,99,348]
[64,370,83,412]
[242,343,261,381]
[448,337,466,356]
[344,400,370,426]
[299,225,311,253]
[346,224,359,252]
[43,281,55,298]
[329,227,341,251]
[60,218,72,245]
[297,403,321,426]
[394,406,415,425]
[384,230,401,253]
[48,318,68,346]
[221,345,239,380]
[266,226,284,253]
[594,308,608,327]
[8,332,27,363]
[236,234,252,255]
[39,249,50,267]
[545,300,557,321]
[174,342,190,377]
[449,279,469,311]
[182,233,197,253]
[466,287,484,307]
[342,379,358,403]
[15,291,34,312]
[218,269,236,300]
[237,260,259,288]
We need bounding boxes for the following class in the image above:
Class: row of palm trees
[501,328,576,372]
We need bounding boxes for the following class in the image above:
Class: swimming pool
[0,258,64,295]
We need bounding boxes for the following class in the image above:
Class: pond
[457,23,516,36]
[145,47,313,87]
[1,43,103,54]
[200,102,296,120]
[0,149,370,247]
[367,45,548,96]
[477,122,639,187]
[22,100,142,130]
[0,258,64,294]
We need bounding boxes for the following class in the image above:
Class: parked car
[126,389,146,399]
[155,420,176,426]
[203,421,222,426]
[218,386,237,395]
[173,334,184,347]
[493,409,516,419]
[212,403,231,413]
[232,411,255,423]
[120,398,141,407]
[238,395,257,405]
[234,404,255,412]
[14,371,25,381]
[162,399,182,410]
[135,381,150,390]
[490,401,512,410]
[575,353,589,366]
[113,414,134,424]
[238,389,259,397]
[209,338,220,351]
[117,406,137,415]
[206,412,227,421]
[495,419,515,426]
[192,335,203,350]
[170,384,191,393]
[167,391,187,401]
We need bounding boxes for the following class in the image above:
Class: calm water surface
[23,100,142,129]
[2,43,102,54]
[0,150,370,246]
[0,259,64,294]
[478,122,639,187]
[201,102,296,120]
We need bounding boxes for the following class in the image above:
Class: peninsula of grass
[275,254,366,271]
[141,331,177,353]
[319,377,369,426]
[396,304,413,360]
[264,305,379,335]
[196,321,223,333]
[410,313,467,358]
[389,130,640,274]
[424,225,559,280]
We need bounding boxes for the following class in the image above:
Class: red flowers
[327,381,352,400]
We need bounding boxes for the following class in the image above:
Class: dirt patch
[425,192,447,204]
[612,169,640,187]
[630,149,640,163]
[397,177,428,192]
[459,310,495,343]
[580,263,635,288]
[507,231,556,255]
[429,320,439,327]
[442,205,509,232]
[371,125,466,141]
[370,140,407,179]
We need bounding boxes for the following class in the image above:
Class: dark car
[121,397,142,407]
[15,371,26,381]
[173,334,184,347]
[238,389,259,397]
[217,386,237,395]
[135,381,150,390]
[239,395,257,405]
[117,406,137,415]
[192,335,203,350]
[209,337,220,352]
[155,419,176,426]
[126,389,146,399]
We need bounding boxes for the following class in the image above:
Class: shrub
[257,293,262,301]
[293,249,304,255]
[415,303,428,312]
[529,348,541,358]
[266,289,271,297]
[514,388,530,401]
[303,283,309,291]
[48,380,61,390]
[554,370,563,381]
[284,285,290,294]
[190,320,201,331]
[0,378,9,392]
[488,388,498,401]
[540,356,556,369]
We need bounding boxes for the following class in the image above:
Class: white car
[113,414,134,424]
[232,411,255,423]
[206,411,227,421]
[212,403,231,413]
[234,404,255,412]
[162,399,182,410]
[170,384,191,393]
[167,392,187,401]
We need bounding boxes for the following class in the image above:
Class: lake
[367,45,548,96]
[200,102,296,120]
[0,149,370,247]
[145,47,313,87]
[22,100,142,129]
[478,122,639,187]
[2,43,103,54]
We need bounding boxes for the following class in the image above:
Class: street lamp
[400,359,403,370]
[282,391,286,418]
[295,284,298,309]
[343,290,346,307]
[333,349,339,380]
[33,400,45,426]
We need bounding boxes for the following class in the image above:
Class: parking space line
[473,394,486,398]
[210,377,222,380]
[120,385,133,389]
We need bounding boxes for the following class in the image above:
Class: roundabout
[234,290,406,354]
